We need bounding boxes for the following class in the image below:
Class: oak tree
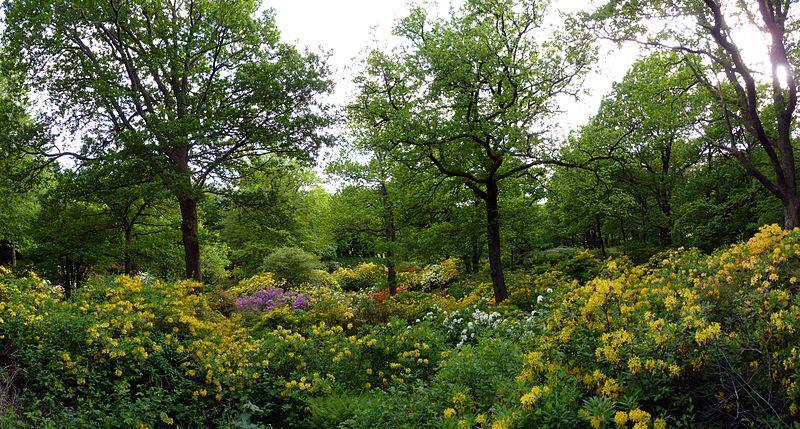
[3,0,333,279]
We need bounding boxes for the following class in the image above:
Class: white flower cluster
[536,288,553,304]
[442,308,506,347]
[136,271,156,283]
[419,264,445,290]
[49,282,64,296]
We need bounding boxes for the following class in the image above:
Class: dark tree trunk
[123,226,133,275]
[387,250,397,295]
[172,149,202,281]
[596,217,606,258]
[463,257,473,274]
[658,227,670,247]
[380,181,398,295]
[484,180,507,303]
[63,257,71,295]
[178,194,202,280]
[698,1,799,231]
[784,195,800,230]
[471,229,482,272]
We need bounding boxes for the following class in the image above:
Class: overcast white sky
[268,0,638,130]
[266,0,642,186]
[22,0,775,185]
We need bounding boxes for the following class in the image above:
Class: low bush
[261,247,321,286]
[3,225,800,427]
[332,262,386,291]
[0,275,276,427]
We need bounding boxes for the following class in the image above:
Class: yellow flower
[695,323,721,345]
[600,378,620,398]
[614,411,628,427]
[628,357,642,374]
[629,408,651,424]
[653,418,667,429]
[443,407,456,418]
[491,418,511,429]
[114,369,123,377]
[520,385,550,408]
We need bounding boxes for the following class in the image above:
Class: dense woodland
[2,0,800,427]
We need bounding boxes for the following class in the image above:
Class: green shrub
[304,393,373,428]
[201,241,232,285]
[553,249,602,283]
[434,338,523,412]
[261,247,321,286]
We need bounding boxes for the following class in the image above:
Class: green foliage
[303,393,373,428]
[260,247,321,287]
[3,0,334,277]
[434,338,523,412]
[201,242,232,285]
[554,250,602,284]
[217,160,334,278]
[3,227,800,426]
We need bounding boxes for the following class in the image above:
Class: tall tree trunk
[63,256,73,297]
[10,243,16,266]
[386,218,397,295]
[173,150,202,281]
[658,227,670,247]
[380,181,398,295]
[178,194,202,280]
[387,249,397,295]
[484,180,507,303]
[596,217,606,258]
[784,194,800,230]
[123,226,133,275]
[471,229,482,272]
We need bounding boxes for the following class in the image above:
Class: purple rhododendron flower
[291,295,309,310]
[235,287,310,313]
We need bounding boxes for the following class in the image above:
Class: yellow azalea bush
[332,262,386,291]
[397,268,422,289]
[5,225,800,427]
[0,275,277,427]
[505,224,800,428]
[308,268,342,290]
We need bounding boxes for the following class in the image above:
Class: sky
[265,0,641,186]
[16,0,775,186]
[268,0,638,129]
[266,0,778,129]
